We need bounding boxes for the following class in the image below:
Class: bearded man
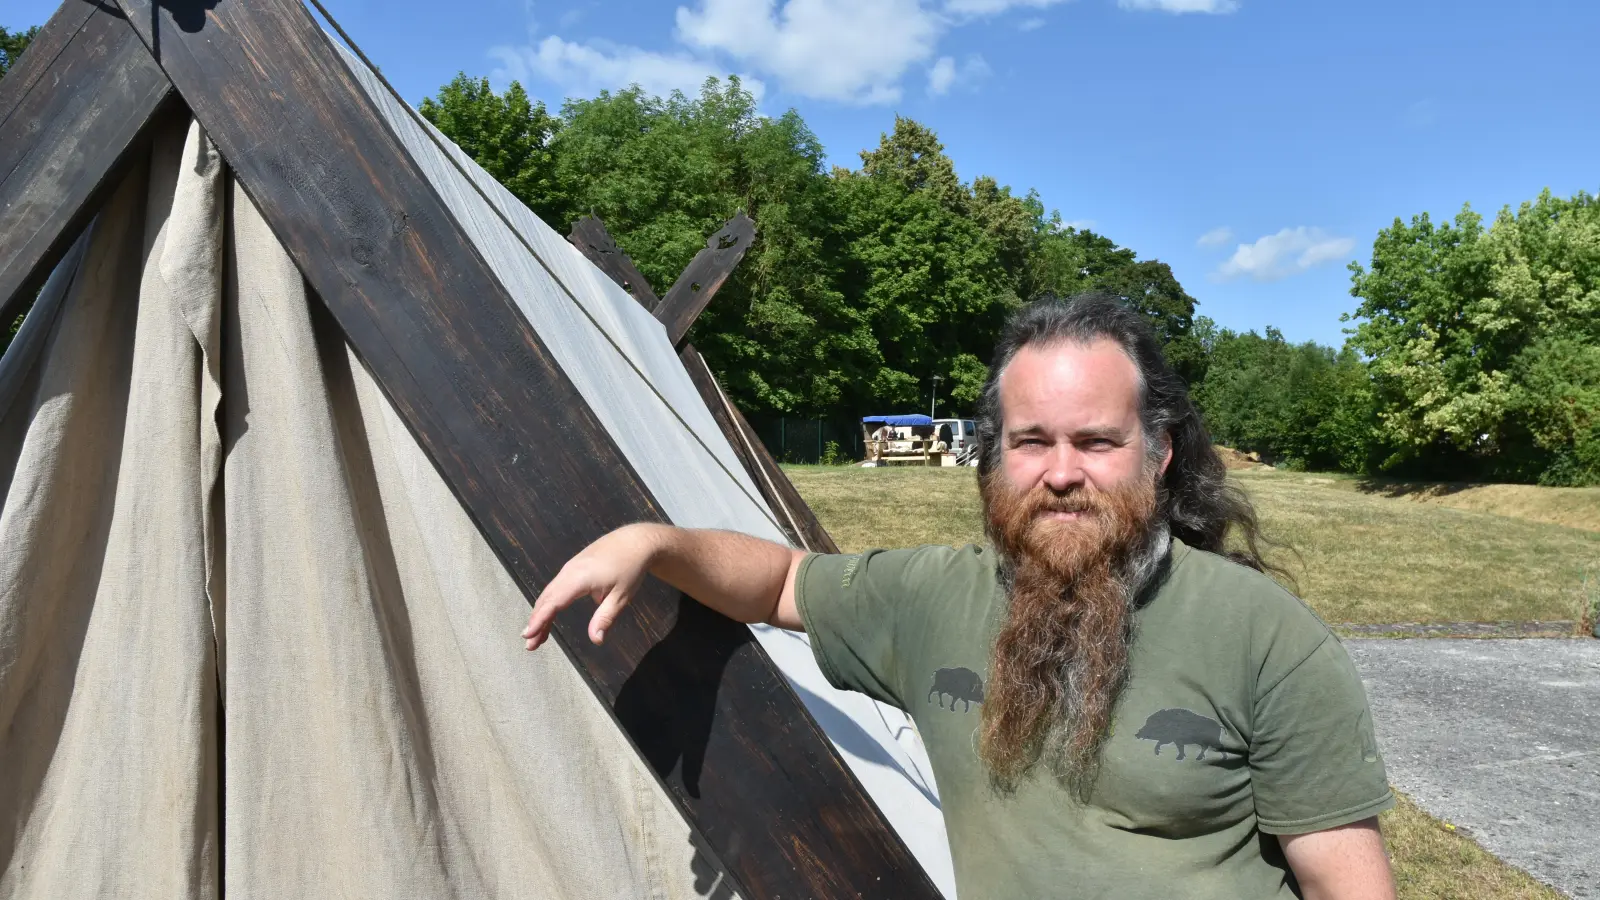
[523,294,1396,899]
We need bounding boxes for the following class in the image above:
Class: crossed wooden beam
[0,2,931,897]
[566,214,841,555]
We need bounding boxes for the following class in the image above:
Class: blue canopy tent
[861,414,933,427]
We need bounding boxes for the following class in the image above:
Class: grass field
[1381,795,1563,900]
[784,463,1578,899]
[786,465,1600,626]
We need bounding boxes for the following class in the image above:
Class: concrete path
[1348,639,1600,899]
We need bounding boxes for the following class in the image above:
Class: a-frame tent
[0,1,953,897]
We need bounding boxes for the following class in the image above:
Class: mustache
[1003,485,1117,530]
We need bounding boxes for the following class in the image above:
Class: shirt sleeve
[1249,635,1395,834]
[794,546,955,710]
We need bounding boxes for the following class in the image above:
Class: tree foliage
[1346,190,1600,483]
[421,78,1198,419]
[0,25,38,80]
[419,71,1596,483]
[6,42,1585,485]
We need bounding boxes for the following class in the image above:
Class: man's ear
[1158,432,1174,477]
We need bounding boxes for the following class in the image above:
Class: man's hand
[1279,817,1395,900]
[522,523,806,652]
[523,523,662,651]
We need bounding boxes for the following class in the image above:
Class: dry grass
[1381,793,1564,899]
[1230,468,1599,624]
[1349,478,1600,534]
[785,465,1600,626]
[784,463,1572,899]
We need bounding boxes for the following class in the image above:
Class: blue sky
[13,0,1597,345]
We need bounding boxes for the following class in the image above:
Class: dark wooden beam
[566,214,661,310]
[113,1,935,897]
[0,1,174,327]
[679,344,842,554]
[656,212,755,347]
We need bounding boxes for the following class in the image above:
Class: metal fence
[745,416,865,465]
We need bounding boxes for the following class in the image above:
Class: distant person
[525,293,1396,899]
[869,422,894,461]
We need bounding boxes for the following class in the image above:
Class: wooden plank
[657,212,756,347]
[0,3,174,327]
[0,0,96,132]
[566,214,661,310]
[680,344,842,554]
[112,2,937,897]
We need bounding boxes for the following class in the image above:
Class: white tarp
[0,110,954,897]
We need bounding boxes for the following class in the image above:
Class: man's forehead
[999,340,1142,417]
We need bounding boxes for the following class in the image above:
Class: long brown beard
[978,467,1163,798]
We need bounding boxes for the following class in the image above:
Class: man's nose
[1041,445,1086,492]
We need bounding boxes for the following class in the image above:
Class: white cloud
[490,36,766,101]
[1196,226,1234,248]
[944,0,1070,16]
[1215,227,1355,282]
[492,0,1050,108]
[675,0,941,104]
[928,57,958,95]
[1056,218,1095,231]
[927,54,991,95]
[1118,0,1239,13]
[1018,16,1047,30]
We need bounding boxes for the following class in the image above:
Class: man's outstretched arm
[1279,818,1395,900]
[522,524,807,650]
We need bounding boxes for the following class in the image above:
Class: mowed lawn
[785,463,1575,900]
[786,465,1600,625]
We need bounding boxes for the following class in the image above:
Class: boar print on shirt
[1135,708,1226,761]
[928,667,985,712]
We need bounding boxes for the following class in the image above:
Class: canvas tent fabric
[0,110,954,896]
[862,415,935,427]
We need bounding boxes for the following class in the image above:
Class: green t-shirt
[796,538,1392,899]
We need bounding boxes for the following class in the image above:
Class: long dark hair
[974,292,1286,579]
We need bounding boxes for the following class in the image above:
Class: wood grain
[657,212,756,347]
[566,214,661,310]
[112,1,937,896]
[0,2,173,327]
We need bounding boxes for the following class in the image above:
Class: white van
[932,418,980,464]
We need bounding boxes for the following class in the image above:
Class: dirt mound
[1215,445,1268,470]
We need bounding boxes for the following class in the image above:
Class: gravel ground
[1348,638,1600,898]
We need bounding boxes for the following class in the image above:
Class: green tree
[1347,188,1600,482]
[831,118,1017,412]
[1193,328,1378,472]
[1029,225,1204,383]
[553,78,865,415]
[0,25,39,80]
[419,75,567,224]
[415,74,1209,424]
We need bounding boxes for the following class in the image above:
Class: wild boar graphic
[928,667,985,712]
[1135,708,1225,761]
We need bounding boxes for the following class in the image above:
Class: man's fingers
[589,586,631,645]
[524,567,598,649]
